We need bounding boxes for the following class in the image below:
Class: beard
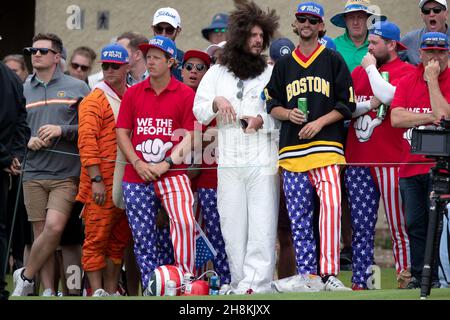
[375,52,390,68]
[221,48,267,80]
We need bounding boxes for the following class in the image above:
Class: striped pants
[122,174,196,289]
[345,166,410,287]
[282,165,342,277]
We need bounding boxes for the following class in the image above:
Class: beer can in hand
[298,97,308,121]
[377,72,390,120]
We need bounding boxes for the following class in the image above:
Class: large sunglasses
[183,62,207,72]
[236,80,244,100]
[23,47,59,56]
[422,39,448,48]
[296,16,321,25]
[101,63,121,71]
[154,25,176,35]
[421,7,444,15]
[213,28,227,33]
[71,62,90,72]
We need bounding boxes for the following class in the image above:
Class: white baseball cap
[206,41,226,57]
[153,7,181,28]
[419,0,447,9]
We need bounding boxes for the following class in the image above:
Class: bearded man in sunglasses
[265,2,355,291]
[194,1,280,294]
[391,32,450,289]
[12,33,90,296]
[401,0,449,65]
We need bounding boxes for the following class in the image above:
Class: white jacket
[193,64,279,168]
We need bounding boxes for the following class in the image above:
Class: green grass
[6,269,450,300]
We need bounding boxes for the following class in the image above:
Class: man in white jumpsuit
[193,1,280,294]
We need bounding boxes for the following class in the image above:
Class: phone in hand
[240,119,248,129]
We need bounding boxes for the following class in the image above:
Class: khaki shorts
[23,178,78,222]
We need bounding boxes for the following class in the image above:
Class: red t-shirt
[391,65,450,178]
[195,120,218,190]
[346,58,415,166]
[116,76,196,183]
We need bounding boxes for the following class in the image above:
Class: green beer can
[298,97,308,121]
[376,72,390,120]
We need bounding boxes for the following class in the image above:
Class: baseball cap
[152,7,181,28]
[330,0,387,28]
[295,2,325,19]
[369,20,408,51]
[100,43,129,64]
[420,32,449,50]
[138,35,177,59]
[183,50,212,67]
[419,0,447,9]
[269,38,295,62]
[201,13,229,40]
[319,36,337,51]
[206,41,226,57]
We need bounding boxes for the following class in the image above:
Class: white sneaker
[323,276,352,292]
[92,288,110,297]
[11,267,34,296]
[41,288,55,297]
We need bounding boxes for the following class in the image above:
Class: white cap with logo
[419,0,447,9]
[152,7,181,28]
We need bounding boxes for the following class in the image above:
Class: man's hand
[370,96,382,110]
[213,96,236,124]
[288,108,307,125]
[27,137,49,151]
[134,159,170,181]
[298,119,324,140]
[38,125,62,143]
[241,115,263,133]
[424,60,441,83]
[3,158,21,175]
[361,52,377,70]
[92,181,106,206]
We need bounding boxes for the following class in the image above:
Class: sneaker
[397,269,412,289]
[405,276,420,289]
[11,268,34,296]
[92,288,109,297]
[41,288,55,297]
[323,276,352,292]
[351,283,367,291]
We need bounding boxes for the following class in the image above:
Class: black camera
[411,121,450,157]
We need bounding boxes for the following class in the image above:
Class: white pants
[217,166,279,293]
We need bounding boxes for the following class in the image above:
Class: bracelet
[133,158,142,167]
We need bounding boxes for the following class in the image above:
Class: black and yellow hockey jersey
[265,44,356,173]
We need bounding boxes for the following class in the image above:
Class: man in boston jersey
[116,36,197,292]
[265,2,355,291]
[345,20,414,290]
[391,32,450,289]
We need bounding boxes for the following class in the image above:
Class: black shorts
[59,201,84,246]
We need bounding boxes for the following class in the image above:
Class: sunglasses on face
[154,25,176,35]
[101,63,121,71]
[71,62,90,72]
[183,62,207,72]
[296,16,321,25]
[23,47,59,56]
[421,7,444,15]
[213,28,227,33]
[236,79,244,100]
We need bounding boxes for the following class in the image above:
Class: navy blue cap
[270,38,295,62]
[296,2,324,19]
[420,32,449,51]
[201,13,229,41]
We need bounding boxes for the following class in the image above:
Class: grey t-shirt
[23,69,90,182]
[400,26,450,65]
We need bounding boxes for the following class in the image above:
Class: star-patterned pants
[282,165,342,277]
[122,174,196,290]
[198,188,231,284]
[345,166,410,288]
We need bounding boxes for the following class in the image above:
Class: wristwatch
[164,156,174,167]
[91,175,103,183]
